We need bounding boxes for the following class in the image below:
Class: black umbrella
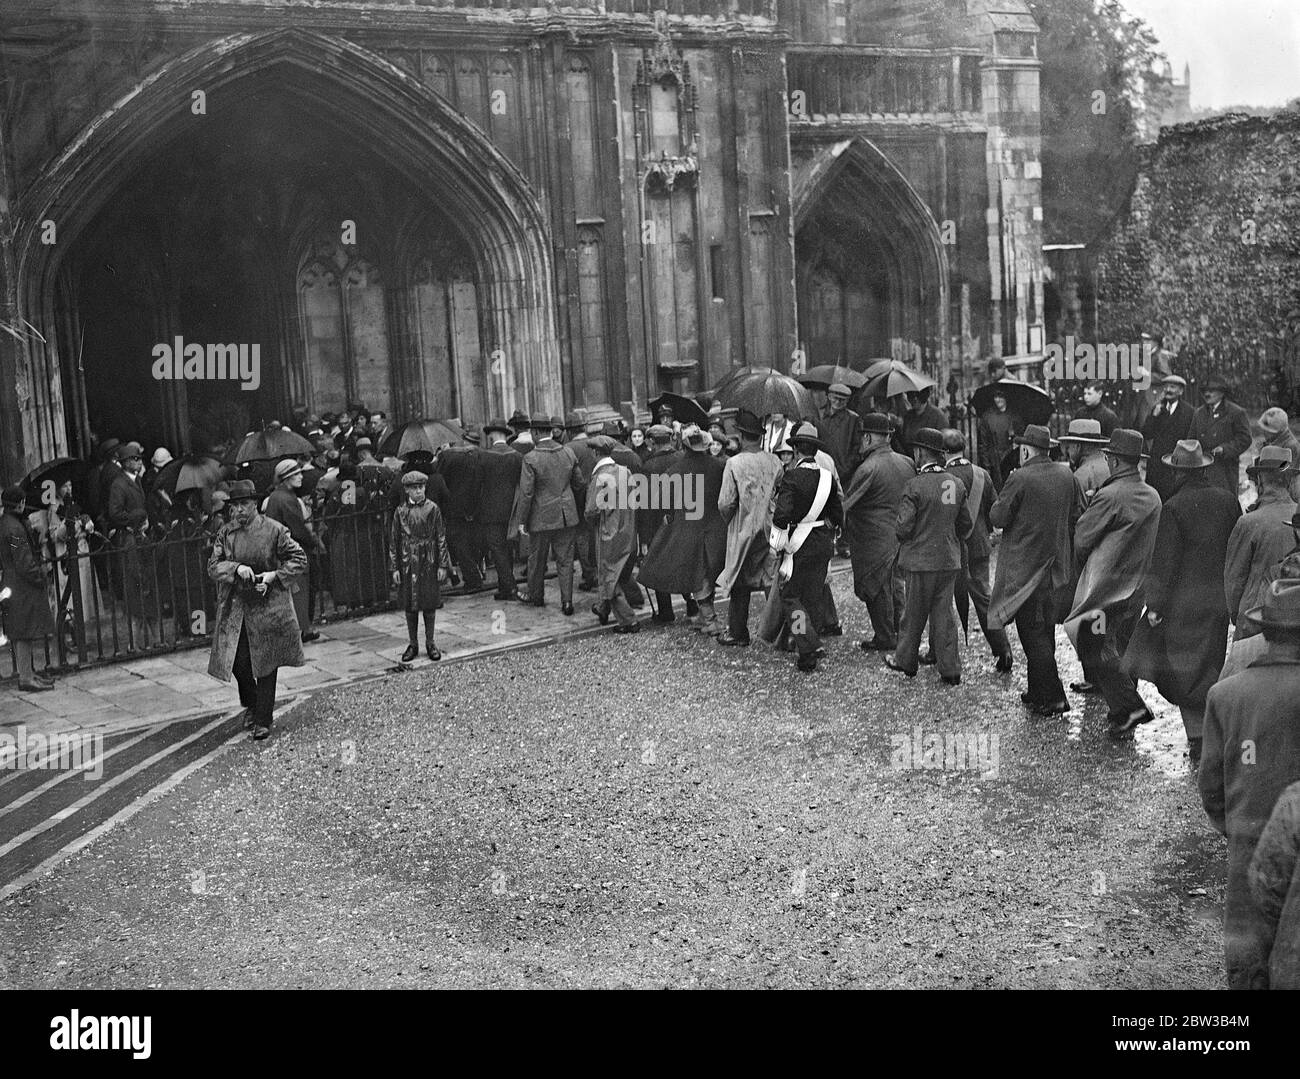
[224,423,315,465]
[712,369,815,421]
[153,454,224,496]
[970,379,1054,427]
[20,457,88,503]
[648,392,710,428]
[798,365,868,391]
[861,361,937,401]
[378,418,465,457]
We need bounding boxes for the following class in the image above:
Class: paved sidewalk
[0,589,633,741]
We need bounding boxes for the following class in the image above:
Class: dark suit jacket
[1190,400,1252,495]
[773,460,844,531]
[517,439,582,531]
[896,465,971,572]
[435,445,484,523]
[478,443,523,525]
[638,445,681,548]
[946,459,996,562]
[1142,399,1195,500]
[107,471,148,534]
[264,486,316,551]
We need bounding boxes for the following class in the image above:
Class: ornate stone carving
[645,152,699,194]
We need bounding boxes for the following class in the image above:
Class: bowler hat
[1259,407,1291,435]
[1162,439,1214,470]
[225,479,258,503]
[401,470,429,486]
[1247,445,1294,476]
[1013,425,1057,452]
[1058,419,1109,445]
[860,412,893,436]
[910,427,946,454]
[828,383,852,398]
[734,409,764,438]
[529,411,551,430]
[564,410,585,431]
[548,415,566,431]
[509,410,530,430]
[463,426,481,445]
[1103,429,1147,459]
[274,459,303,483]
[1245,578,1300,631]
[483,417,513,437]
[789,421,826,452]
[681,424,713,452]
[116,441,144,461]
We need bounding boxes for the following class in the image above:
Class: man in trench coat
[843,413,914,652]
[1200,579,1300,989]
[584,442,640,633]
[1065,429,1162,735]
[208,480,306,739]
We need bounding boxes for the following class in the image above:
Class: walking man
[886,428,971,686]
[515,413,582,615]
[584,441,640,634]
[1225,447,1298,642]
[1065,429,1163,736]
[1059,418,1111,508]
[989,425,1076,715]
[207,480,306,740]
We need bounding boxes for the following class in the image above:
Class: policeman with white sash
[769,422,843,672]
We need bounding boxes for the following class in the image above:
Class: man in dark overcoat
[843,413,914,652]
[1123,440,1240,762]
[1140,374,1193,501]
[886,427,972,685]
[1200,579,1300,989]
[478,418,523,601]
[990,424,1076,714]
[515,413,583,615]
[1064,429,1162,735]
[638,424,696,624]
[1188,372,1252,497]
[768,422,843,673]
[207,480,306,739]
[435,429,487,594]
[264,458,322,642]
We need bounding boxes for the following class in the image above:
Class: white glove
[769,525,789,554]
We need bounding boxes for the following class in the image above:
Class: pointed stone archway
[8,28,560,468]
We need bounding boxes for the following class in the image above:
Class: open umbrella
[798,365,868,391]
[861,361,937,401]
[647,392,710,428]
[153,453,223,496]
[970,378,1054,427]
[711,368,816,421]
[21,457,87,502]
[224,423,314,465]
[379,418,465,458]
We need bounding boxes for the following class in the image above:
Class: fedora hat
[788,421,825,452]
[1247,445,1294,476]
[274,459,303,483]
[861,412,893,436]
[1259,407,1291,435]
[734,409,764,438]
[1245,578,1300,631]
[1162,439,1214,470]
[1013,425,1057,452]
[508,409,530,430]
[225,479,258,503]
[116,440,144,462]
[681,424,713,452]
[910,427,946,454]
[527,411,551,430]
[1103,429,1147,459]
[483,417,513,437]
[1201,373,1232,394]
[1058,419,1109,445]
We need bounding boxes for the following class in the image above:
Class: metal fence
[2,507,397,680]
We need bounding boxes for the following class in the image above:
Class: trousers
[527,526,576,605]
[482,522,516,596]
[1015,577,1065,706]
[967,555,1011,657]
[445,520,483,589]
[232,624,278,729]
[895,569,960,679]
[1075,603,1148,721]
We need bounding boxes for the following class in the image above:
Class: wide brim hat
[860,412,893,436]
[224,479,258,503]
[1058,420,1109,445]
[734,409,764,438]
[1162,439,1214,470]
[1247,446,1295,475]
[1245,579,1300,630]
[1013,425,1058,452]
[483,417,513,437]
[508,410,530,429]
[788,421,826,452]
[1102,429,1148,460]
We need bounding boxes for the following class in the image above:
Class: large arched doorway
[794,138,949,374]
[13,29,559,461]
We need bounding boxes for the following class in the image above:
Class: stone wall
[1094,111,1300,413]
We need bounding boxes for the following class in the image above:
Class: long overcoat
[637,450,727,597]
[1248,779,1300,989]
[1224,492,1299,639]
[637,445,682,550]
[1189,399,1252,496]
[1200,656,1300,989]
[715,448,783,598]
[207,513,306,681]
[390,498,452,611]
[842,443,914,599]
[1141,401,1194,501]
[1064,465,1162,646]
[0,508,55,640]
[989,456,1076,629]
[1122,474,1240,707]
[584,460,638,601]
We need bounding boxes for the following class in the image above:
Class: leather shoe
[523,597,546,608]
[561,603,575,616]
[592,602,610,625]
[858,639,892,652]
[252,724,271,741]
[426,643,441,661]
[652,612,675,624]
[1033,700,1070,716]
[240,708,256,730]
[941,675,962,686]
[796,655,818,672]
[612,622,641,635]
[821,625,844,637]
[494,591,522,602]
[1070,681,1099,694]
[883,655,917,678]
[717,632,750,647]
[995,653,1013,673]
[400,643,419,663]
[1110,708,1155,735]
[18,678,54,692]
[919,651,937,666]
[301,630,321,643]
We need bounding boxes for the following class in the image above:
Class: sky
[1118,0,1300,108]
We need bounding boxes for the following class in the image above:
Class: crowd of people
[4,372,1300,985]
